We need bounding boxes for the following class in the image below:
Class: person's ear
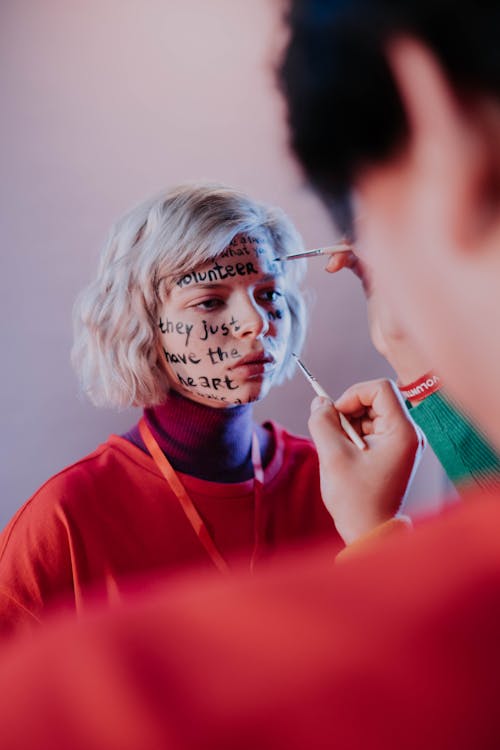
[386,36,500,252]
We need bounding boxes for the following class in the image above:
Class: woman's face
[158,234,292,407]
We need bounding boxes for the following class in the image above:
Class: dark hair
[279,0,500,234]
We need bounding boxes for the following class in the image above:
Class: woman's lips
[234,361,276,378]
[229,354,276,378]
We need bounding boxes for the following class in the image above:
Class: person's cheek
[275,302,292,333]
[266,305,285,327]
[192,315,247,404]
[157,310,202,397]
[358,221,409,332]
[198,318,244,381]
[267,304,292,365]
[159,309,250,404]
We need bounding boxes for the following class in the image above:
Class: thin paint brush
[274,243,351,262]
[292,354,366,451]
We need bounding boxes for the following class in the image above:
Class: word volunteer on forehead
[176,261,259,288]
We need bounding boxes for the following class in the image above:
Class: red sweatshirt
[0,421,338,635]
[0,488,499,749]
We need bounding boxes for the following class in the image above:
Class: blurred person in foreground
[1,0,500,748]
[322,247,500,492]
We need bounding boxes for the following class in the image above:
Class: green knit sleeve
[408,391,500,490]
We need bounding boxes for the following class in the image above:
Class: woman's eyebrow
[173,282,231,297]
[258,273,284,283]
[172,274,284,298]
[183,283,224,290]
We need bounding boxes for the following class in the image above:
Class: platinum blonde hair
[72,182,307,408]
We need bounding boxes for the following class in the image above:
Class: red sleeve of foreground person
[0,486,499,750]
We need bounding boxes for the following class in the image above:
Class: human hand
[308,378,424,544]
[325,250,431,384]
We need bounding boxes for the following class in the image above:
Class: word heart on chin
[177,373,240,391]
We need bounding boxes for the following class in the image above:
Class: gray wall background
[0,0,445,526]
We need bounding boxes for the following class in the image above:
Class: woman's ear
[387,36,500,253]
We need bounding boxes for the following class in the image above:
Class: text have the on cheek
[162,345,242,366]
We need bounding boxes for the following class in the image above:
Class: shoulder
[1,437,153,546]
[266,421,318,458]
[24,438,130,499]
[263,421,319,484]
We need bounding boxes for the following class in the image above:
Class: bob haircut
[72,182,308,408]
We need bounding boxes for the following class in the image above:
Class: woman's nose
[233,297,270,340]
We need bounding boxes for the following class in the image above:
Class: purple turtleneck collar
[122,389,274,483]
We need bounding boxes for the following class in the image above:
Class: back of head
[280,0,500,227]
[281,0,500,450]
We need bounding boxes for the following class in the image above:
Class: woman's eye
[259,289,282,303]
[194,298,223,311]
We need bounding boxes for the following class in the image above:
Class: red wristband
[398,372,441,405]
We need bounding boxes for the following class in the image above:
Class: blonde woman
[0,183,340,635]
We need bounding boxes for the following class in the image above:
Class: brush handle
[310,380,332,400]
[338,413,366,451]
[276,244,351,261]
[311,380,365,450]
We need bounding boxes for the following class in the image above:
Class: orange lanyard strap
[249,430,265,572]
[139,418,230,573]
[139,417,266,574]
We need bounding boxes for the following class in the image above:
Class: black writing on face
[219,234,266,259]
[191,390,243,405]
[219,240,251,259]
[163,349,201,366]
[158,317,193,347]
[176,261,258,288]
[199,316,240,341]
[177,373,239,391]
[207,346,241,365]
[241,235,268,258]
[240,235,261,245]
[267,309,283,322]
